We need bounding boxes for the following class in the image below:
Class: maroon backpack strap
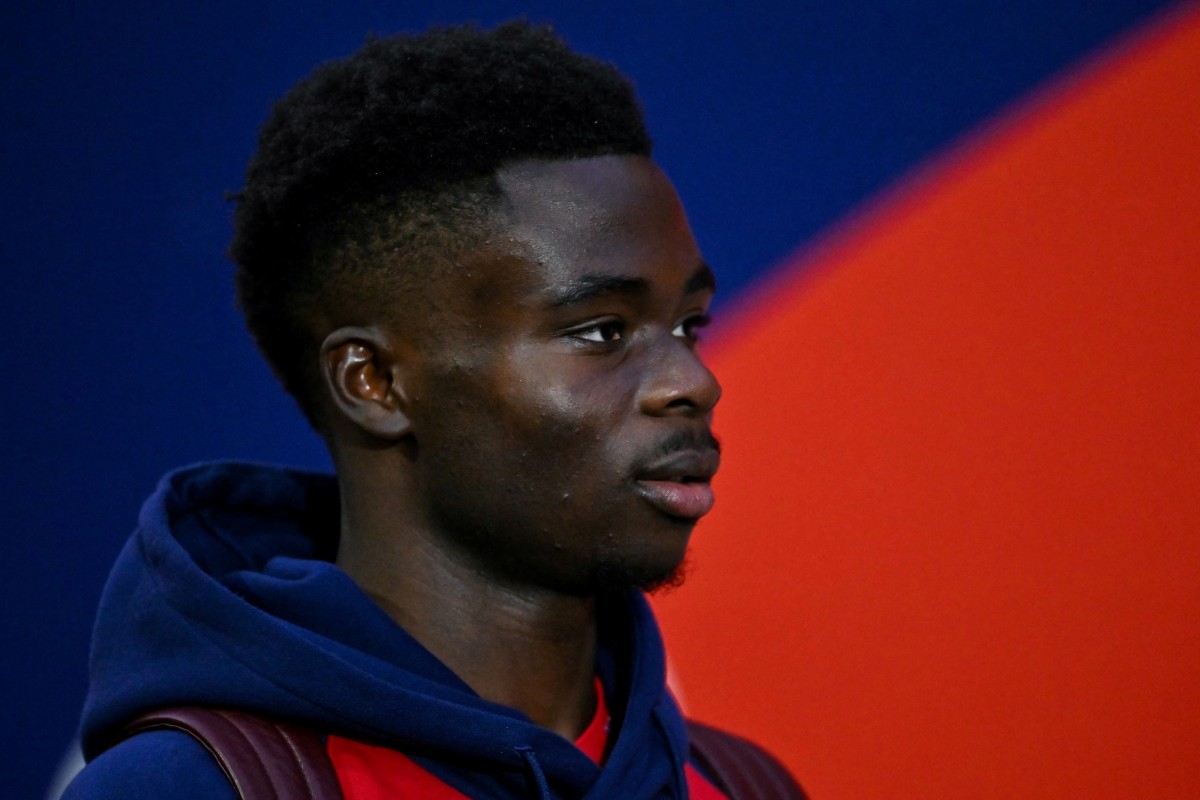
[117,707,343,800]
[687,720,809,800]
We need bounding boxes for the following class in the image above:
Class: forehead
[488,155,704,298]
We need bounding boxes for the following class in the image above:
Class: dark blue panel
[0,1,1181,796]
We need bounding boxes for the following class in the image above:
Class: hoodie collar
[82,461,691,798]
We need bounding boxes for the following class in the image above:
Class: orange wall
[653,5,1200,797]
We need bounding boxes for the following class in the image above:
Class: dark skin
[320,155,721,741]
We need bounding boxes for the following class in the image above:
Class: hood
[80,461,691,799]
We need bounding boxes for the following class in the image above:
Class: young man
[65,22,802,799]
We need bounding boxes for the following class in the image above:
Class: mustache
[651,429,722,459]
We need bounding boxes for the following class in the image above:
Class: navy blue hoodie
[65,462,695,799]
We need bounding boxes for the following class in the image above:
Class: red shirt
[327,681,727,799]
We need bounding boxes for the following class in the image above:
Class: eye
[574,320,625,344]
[672,313,711,343]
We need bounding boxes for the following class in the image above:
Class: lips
[634,448,720,520]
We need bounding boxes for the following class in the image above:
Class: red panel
[654,5,1200,798]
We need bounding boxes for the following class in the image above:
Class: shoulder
[687,720,809,800]
[62,730,237,800]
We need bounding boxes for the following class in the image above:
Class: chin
[638,558,691,595]
[585,550,691,596]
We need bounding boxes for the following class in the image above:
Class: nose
[637,335,722,417]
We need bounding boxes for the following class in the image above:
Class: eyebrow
[686,262,718,295]
[546,262,717,309]
[547,274,649,309]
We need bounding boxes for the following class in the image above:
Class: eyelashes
[567,313,711,349]
[573,319,626,344]
[673,313,711,343]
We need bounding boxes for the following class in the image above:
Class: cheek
[503,371,638,484]
[415,372,574,489]
[494,396,608,490]
[490,349,631,445]
[417,346,639,503]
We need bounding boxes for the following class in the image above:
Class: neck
[335,463,599,740]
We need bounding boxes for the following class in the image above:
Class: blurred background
[3,1,1197,797]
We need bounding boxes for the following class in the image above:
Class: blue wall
[0,2,1178,796]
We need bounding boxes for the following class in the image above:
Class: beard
[585,551,692,596]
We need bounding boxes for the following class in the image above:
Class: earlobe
[320,327,413,440]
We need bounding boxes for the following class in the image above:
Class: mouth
[634,449,720,521]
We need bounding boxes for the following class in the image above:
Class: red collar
[574,677,610,763]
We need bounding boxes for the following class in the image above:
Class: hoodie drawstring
[515,746,553,800]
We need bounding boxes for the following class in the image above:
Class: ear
[319,326,413,440]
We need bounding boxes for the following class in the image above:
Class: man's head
[231,22,721,595]
[231,21,652,427]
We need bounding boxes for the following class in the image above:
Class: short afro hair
[230,21,653,428]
